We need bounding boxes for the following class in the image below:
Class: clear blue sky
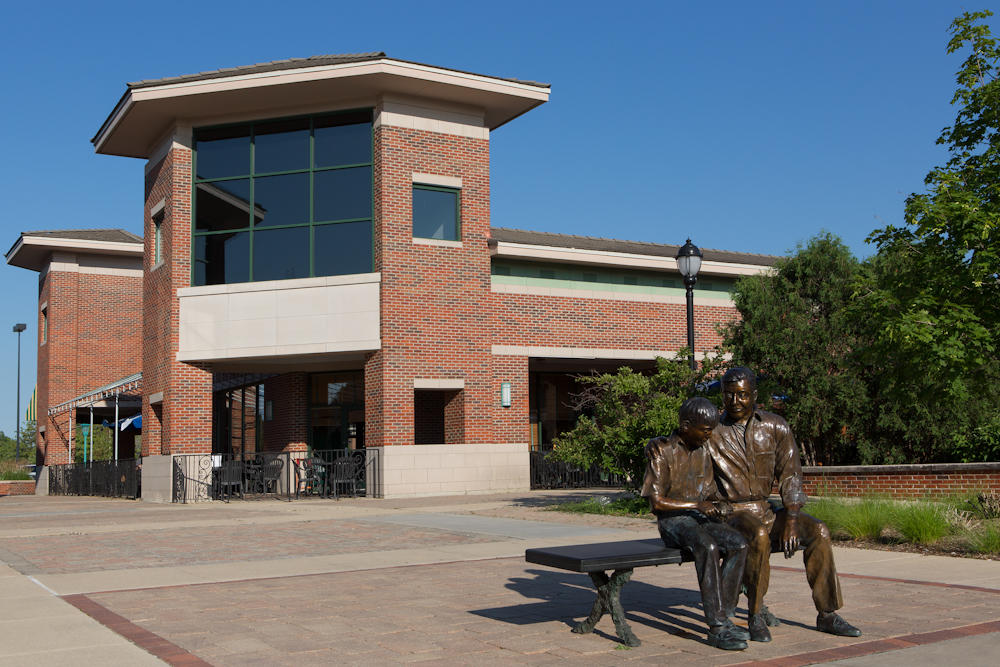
[0,0,992,437]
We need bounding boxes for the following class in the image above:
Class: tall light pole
[675,240,702,371]
[12,323,27,461]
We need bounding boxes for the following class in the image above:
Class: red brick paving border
[62,594,212,666]
[727,620,1000,667]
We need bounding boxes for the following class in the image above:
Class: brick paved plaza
[1,492,998,666]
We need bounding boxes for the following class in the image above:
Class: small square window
[412,186,459,241]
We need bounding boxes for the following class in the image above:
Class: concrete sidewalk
[0,492,997,665]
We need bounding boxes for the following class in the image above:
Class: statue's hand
[781,516,800,558]
[697,501,720,518]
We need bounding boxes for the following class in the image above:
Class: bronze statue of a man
[707,366,861,642]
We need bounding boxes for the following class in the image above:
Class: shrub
[892,503,952,544]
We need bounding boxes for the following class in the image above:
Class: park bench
[525,538,690,647]
[526,535,802,647]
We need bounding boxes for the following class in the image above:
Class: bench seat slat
[525,538,686,573]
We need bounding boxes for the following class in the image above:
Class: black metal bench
[525,538,691,646]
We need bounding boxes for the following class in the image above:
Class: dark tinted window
[195,126,250,179]
[413,187,459,240]
[314,167,371,221]
[194,231,250,285]
[195,180,252,232]
[253,173,309,227]
[314,113,372,167]
[314,222,372,276]
[254,118,309,174]
[252,226,310,281]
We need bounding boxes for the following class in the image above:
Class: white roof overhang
[93,58,550,158]
[5,236,143,272]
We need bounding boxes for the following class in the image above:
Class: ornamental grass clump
[0,460,31,481]
[969,524,1000,554]
[840,496,893,541]
[891,502,952,545]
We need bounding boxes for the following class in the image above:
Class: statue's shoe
[707,624,748,651]
[723,619,750,641]
[748,613,772,642]
[817,612,862,637]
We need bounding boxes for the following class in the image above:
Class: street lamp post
[12,323,27,462]
[675,240,703,371]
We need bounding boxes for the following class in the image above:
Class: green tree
[722,233,868,465]
[0,422,37,462]
[855,10,1000,462]
[548,355,721,488]
[74,424,114,463]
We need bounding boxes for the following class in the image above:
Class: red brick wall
[491,295,736,353]
[367,123,500,447]
[37,259,142,465]
[0,481,36,496]
[800,464,1000,499]
[262,373,308,453]
[143,146,212,455]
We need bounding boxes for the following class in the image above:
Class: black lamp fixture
[12,323,26,462]
[675,240,702,370]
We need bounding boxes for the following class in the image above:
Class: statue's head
[722,366,757,421]
[678,397,719,448]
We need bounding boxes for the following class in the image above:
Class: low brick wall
[0,480,37,496]
[800,462,1000,499]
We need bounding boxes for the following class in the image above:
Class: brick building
[7,54,775,499]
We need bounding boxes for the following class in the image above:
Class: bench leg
[572,569,640,647]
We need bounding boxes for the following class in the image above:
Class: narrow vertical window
[153,211,164,265]
[40,307,47,345]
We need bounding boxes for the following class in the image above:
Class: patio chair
[331,455,360,499]
[259,455,285,495]
[218,460,245,501]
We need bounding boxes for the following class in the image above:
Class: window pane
[314,113,371,167]
[195,127,250,180]
[314,167,371,222]
[314,222,372,276]
[310,371,364,405]
[253,173,309,227]
[195,180,252,232]
[413,187,458,240]
[194,231,250,286]
[252,226,309,281]
[254,118,309,174]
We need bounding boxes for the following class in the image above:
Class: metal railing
[171,448,382,503]
[529,450,624,489]
[48,459,141,499]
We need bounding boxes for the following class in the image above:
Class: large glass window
[192,110,373,286]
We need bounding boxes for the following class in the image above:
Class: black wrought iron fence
[171,448,382,502]
[48,459,141,499]
[172,451,292,503]
[529,450,625,489]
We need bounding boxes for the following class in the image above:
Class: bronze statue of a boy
[641,397,750,651]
